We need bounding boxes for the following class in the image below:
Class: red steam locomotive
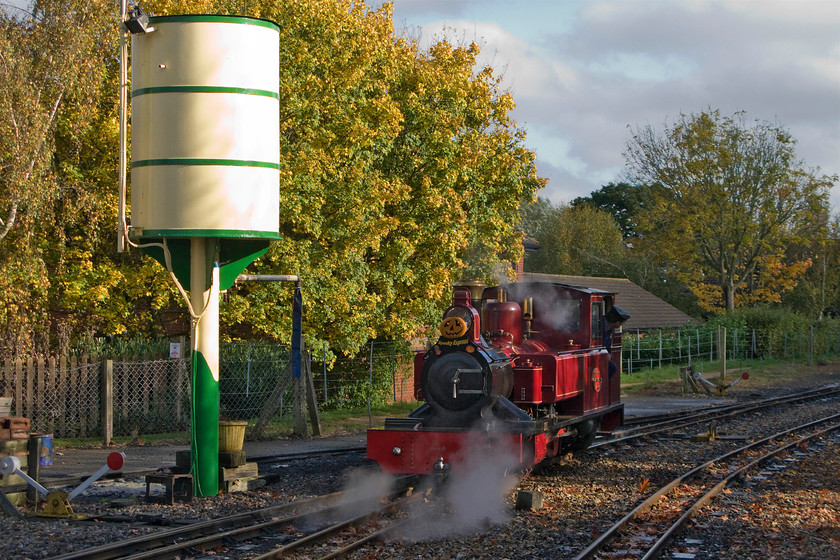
[367,280,629,475]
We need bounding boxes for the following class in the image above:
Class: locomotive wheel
[567,419,598,453]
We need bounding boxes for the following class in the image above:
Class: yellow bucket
[218,421,248,453]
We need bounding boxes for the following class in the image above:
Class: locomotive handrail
[452,368,483,398]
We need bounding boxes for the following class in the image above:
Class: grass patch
[258,401,421,438]
[621,357,840,395]
[55,431,191,449]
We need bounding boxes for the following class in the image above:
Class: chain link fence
[112,358,191,436]
[622,323,840,374]
[4,325,838,440]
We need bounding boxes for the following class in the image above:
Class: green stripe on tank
[132,86,279,99]
[131,158,280,169]
[134,229,280,239]
[150,15,280,32]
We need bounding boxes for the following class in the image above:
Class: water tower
[120,12,280,496]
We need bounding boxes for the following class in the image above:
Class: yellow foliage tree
[143,0,544,354]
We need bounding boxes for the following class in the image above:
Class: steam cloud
[330,434,520,546]
[396,433,521,542]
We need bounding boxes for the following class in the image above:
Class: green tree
[624,109,834,313]
[520,197,628,277]
[571,182,659,239]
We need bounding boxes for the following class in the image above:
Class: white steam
[396,433,521,542]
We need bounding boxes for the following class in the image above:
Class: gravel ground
[2,370,839,560]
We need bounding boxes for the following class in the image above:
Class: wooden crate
[0,417,30,440]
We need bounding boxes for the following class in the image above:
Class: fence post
[636,329,641,360]
[678,331,682,362]
[323,343,328,404]
[391,343,396,402]
[719,326,727,384]
[246,342,252,397]
[709,331,713,362]
[35,357,45,433]
[304,344,322,437]
[658,330,662,369]
[101,359,113,446]
[733,328,738,360]
[687,330,692,365]
[368,341,374,427]
[25,357,33,420]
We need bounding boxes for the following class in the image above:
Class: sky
[379,0,840,210]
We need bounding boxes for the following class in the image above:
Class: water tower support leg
[190,237,220,497]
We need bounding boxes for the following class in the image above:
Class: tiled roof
[518,273,696,330]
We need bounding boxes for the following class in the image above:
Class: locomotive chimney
[454,280,487,309]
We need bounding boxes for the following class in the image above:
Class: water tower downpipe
[236,275,309,436]
[117,0,127,252]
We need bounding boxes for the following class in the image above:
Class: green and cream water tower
[123,14,280,496]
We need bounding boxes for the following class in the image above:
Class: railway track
[573,412,840,560]
[7,384,837,560]
[50,475,424,560]
[620,385,838,428]
[595,385,840,448]
[1,446,368,496]
[20,387,834,498]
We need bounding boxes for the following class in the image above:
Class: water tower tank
[130,15,280,239]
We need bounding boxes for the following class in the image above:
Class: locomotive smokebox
[421,349,513,427]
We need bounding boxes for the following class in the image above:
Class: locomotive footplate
[369,402,624,475]
[367,427,550,475]
[383,401,623,436]
[382,416,547,436]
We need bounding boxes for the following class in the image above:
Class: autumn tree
[0,0,120,356]
[142,0,543,354]
[780,211,840,317]
[625,109,835,313]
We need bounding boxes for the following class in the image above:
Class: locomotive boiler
[366,281,629,475]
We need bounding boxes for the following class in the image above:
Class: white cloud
[389,0,840,207]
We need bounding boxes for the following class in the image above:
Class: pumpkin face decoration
[440,316,468,339]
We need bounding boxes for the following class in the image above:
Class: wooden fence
[0,355,191,440]
[0,356,102,439]
[1,345,419,440]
